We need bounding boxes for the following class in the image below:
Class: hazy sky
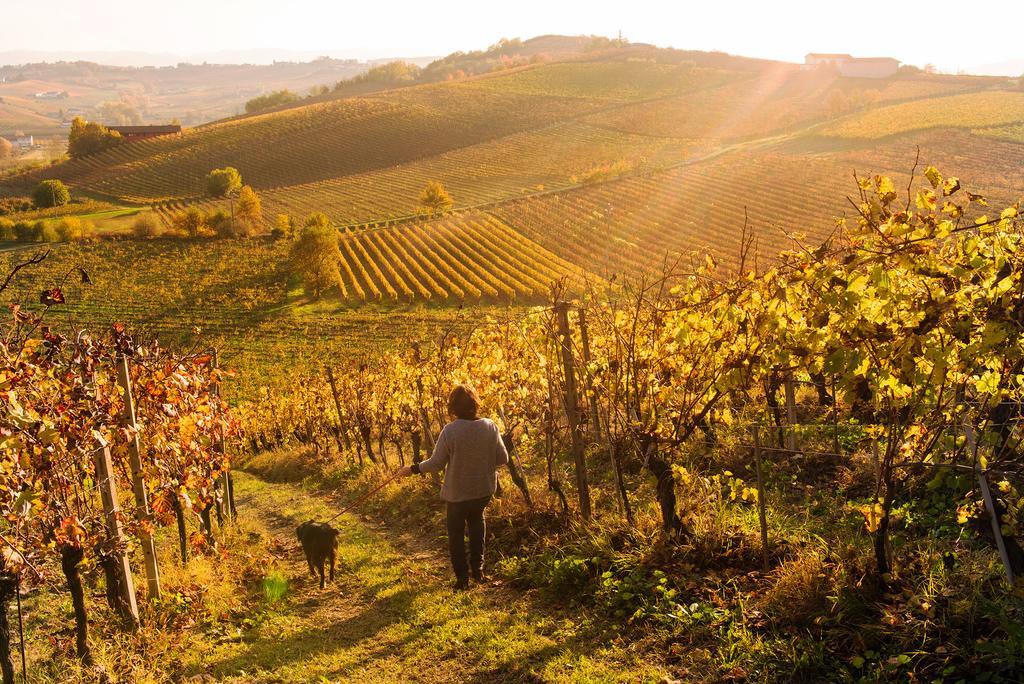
[3,0,1021,73]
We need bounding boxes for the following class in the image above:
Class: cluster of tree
[244,89,300,114]
[0,215,94,242]
[169,200,258,239]
[97,99,143,126]
[0,137,12,160]
[419,39,535,81]
[338,61,422,90]
[154,168,263,240]
[67,117,122,158]
[331,40,541,94]
[584,35,629,51]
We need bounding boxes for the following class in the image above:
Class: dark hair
[447,384,481,420]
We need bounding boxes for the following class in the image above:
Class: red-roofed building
[107,124,182,141]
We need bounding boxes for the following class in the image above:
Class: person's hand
[396,465,414,477]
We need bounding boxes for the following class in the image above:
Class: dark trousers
[446,496,491,581]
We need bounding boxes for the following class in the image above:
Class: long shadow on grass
[200,586,419,678]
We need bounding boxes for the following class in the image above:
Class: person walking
[397,384,508,590]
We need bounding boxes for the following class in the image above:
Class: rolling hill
[0,41,1021,400]
[14,56,739,203]
[3,41,1021,324]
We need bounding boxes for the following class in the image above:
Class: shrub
[53,217,94,242]
[0,219,14,241]
[32,179,70,208]
[172,207,209,238]
[33,221,59,243]
[0,197,33,216]
[271,214,294,240]
[132,214,163,238]
[13,222,33,241]
[213,213,255,239]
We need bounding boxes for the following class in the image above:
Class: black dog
[296,521,339,589]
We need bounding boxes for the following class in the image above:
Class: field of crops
[490,151,862,276]
[18,77,613,203]
[828,129,1024,201]
[336,212,582,301]
[820,90,1024,139]
[153,121,696,228]
[585,69,991,141]
[0,240,507,398]
[17,60,739,206]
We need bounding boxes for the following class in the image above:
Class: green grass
[191,472,664,683]
[261,570,290,604]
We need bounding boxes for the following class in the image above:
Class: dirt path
[186,471,661,683]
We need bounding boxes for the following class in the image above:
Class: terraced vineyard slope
[819,90,1024,139]
[491,151,859,276]
[16,57,738,205]
[153,122,696,227]
[336,212,584,301]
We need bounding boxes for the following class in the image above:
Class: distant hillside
[11,53,746,205]
[0,58,375,135]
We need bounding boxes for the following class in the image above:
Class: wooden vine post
[753,426,769,571]
[578,306,632,521]
[554,301,592,521]
[784,372,797,452]
[831,375,841,457]
[576,307,603,442]
[115,354,162,600]
[411,342,439,485]
[0,573,17,684]
[212,351,235,521]
[965,423,1016,586]
[325,366,349,456]
[93,438,140,629]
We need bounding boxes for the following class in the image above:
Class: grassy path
[187,471,661,683]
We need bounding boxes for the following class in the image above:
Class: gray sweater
[417,418,508,502]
